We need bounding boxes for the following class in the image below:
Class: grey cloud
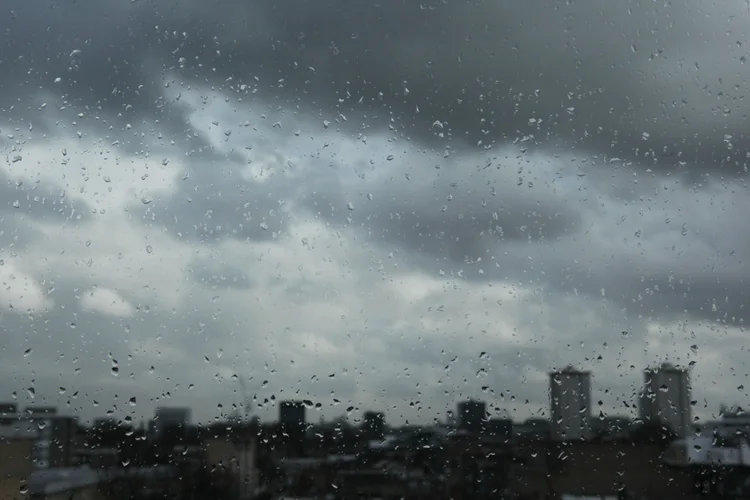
[138,159,291,243]
[133,119,336,243]
[188,257,254,290]
[144,115,750,328]
[308,150,750,325]
[0,168,91,251]
[2,0,749,171]
[0,178,89,222]
[305,155,582,263]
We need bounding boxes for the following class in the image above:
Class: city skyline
[3,362,712,431]
[0,363,701,426]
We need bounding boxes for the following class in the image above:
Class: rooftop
[646,362,688,374]
[551,365,591,375]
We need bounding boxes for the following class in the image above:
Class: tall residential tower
[550,365,592,441]
[639,363,691,437]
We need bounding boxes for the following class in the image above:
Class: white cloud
[0,136,184,212]
[29,213,194,310]
[0,258,52,313]
[81,287,134,317]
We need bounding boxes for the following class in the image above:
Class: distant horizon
[5,399,743,429]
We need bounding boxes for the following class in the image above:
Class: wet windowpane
[0,1,746,498]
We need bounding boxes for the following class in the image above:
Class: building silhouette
[457,400,487,433]
[550,365,592,441]
[279,401,306,428]
[639,363,691,437]
[154,407,191,437]
[362,411,386,440]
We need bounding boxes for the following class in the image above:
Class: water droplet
[146,245,153,254]
[128,397,136,406]
[141,197,152,205]
[23,348,32,357]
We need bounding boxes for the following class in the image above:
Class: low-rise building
[0,434,34,500]
[203,433,258,500]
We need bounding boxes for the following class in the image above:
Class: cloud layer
[0,0,748,426]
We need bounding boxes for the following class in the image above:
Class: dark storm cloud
[300,146,750,325]
[305,153,582,262]
[2,0,749,172]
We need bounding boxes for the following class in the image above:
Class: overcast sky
[0,0,749,427]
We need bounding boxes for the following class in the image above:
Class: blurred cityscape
[3,363,750,500]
